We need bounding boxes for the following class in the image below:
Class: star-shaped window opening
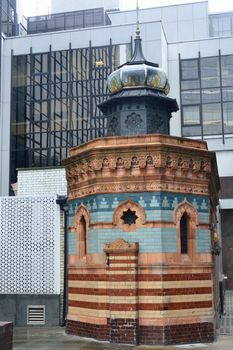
[121,209,138,225]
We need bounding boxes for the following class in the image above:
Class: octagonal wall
[63,134,220,345]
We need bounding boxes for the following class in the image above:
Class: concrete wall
[0,295,60,326]
[109,1,209,42]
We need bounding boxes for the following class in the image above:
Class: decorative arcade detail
[63,12,220,346]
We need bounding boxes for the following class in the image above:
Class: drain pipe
[56,195,69,327]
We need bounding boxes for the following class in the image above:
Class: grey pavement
[13,327,233,350]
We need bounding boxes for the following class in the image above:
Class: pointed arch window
[180,213,189,254]
[80,215,87,257]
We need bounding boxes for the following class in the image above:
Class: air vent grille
[27,305,45,325]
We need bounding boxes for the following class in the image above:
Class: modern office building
[0,0,233,319]
[50,0,119,14]
[0,0,17,37]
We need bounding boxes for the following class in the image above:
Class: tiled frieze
[68,192,209,227]
[88,227,177,254]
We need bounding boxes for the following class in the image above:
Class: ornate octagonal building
[63,27,220,345]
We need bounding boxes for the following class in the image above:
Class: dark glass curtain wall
[180,53,233,141]
[11,42,131,183]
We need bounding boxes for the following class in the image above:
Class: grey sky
[20,0,233,17]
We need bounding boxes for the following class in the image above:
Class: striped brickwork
[67,266,215,344]
[64,134,220,345]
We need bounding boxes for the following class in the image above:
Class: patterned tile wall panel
[196,229,211,253]
[0,196,60,294]
[69,233,77,255]
[68,192,209,227]
[87,227,177,254]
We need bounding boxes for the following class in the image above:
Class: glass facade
[27,8,111,35]
[0,0,17,37]
[209,13,233,37]
[180,54,233,139]
[11,42,131,183]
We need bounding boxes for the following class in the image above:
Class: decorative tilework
[201,200,208,210]
[99,198,109,209]
[199,212,210,224]
[112,198,119,208]
[88,228,177,254]
[172,198,178,208]
[139,196,147,208]
[69,233,77,255]
[68,192,209,227]
[192,199,199,210]
[162,196,170,208]
[196,229,211,252]
[149,196,160,208]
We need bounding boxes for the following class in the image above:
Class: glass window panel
[202,103,222,135]
[182,125,202,137]
[221,55,233,86]
[222,87,233,102]
[181,90,200,105]
[32,133,48,148]
[32,149,48,167]
[183,105,200,125]
[223,102,233,134]
[181,60,199,80]
[181,80,200,90]
[11,121,29,135]
[202,88,221,103]
[201,57,220,88]
[74,12,84,27]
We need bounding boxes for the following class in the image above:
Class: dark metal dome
[107,35,170,95]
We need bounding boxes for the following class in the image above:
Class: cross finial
[136,0,140,37]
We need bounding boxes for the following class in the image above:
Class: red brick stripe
[69,300,137,311]
[138,273,211,281]
[68,300,212,311]
[139,301,212,310]
[69,287,212,296]
[139,287,212,295]
[69,273,211,282]
[69,274,108,281]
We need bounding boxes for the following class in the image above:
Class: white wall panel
[0,196,60,294]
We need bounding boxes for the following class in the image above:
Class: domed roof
[107,34,170,96]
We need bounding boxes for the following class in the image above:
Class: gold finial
[136,0,140,37]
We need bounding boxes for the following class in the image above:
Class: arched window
[180,213,189,254]
[80,215,87,257]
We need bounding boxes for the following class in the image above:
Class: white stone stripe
[109,256,137,260]
[69,293,212,303]
[68,307,213,318]
[69,280,212,289]
[108,263,137,268]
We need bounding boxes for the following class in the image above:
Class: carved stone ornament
[125,112,143,129]
[113,199,146,232]
[104,239,139,254]
[74,203,90,228]
[173,199,199,226]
